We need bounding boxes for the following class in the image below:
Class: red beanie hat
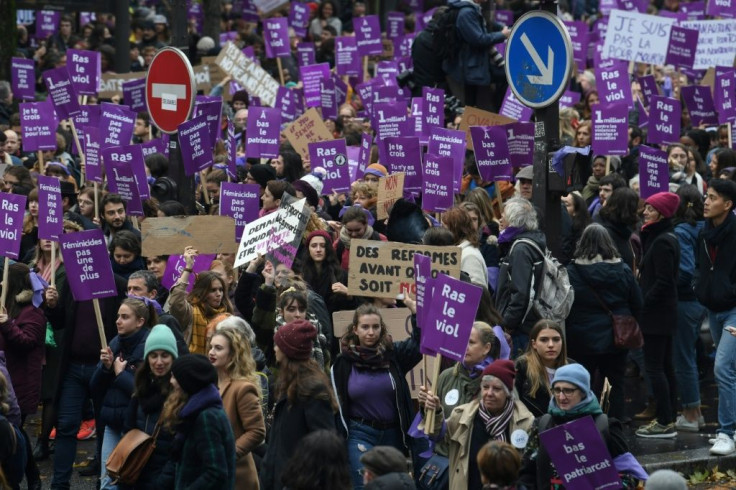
[274,320,317,361]
[306,229,332,246]
[481,360,516,392]
[645,192,680,219]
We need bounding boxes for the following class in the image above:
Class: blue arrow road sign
[505,11,573,109]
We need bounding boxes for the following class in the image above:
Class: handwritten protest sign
[0,193,27,260]
[37,176,63,241]
[284,108,334,161]
[266,196,310,269]
[592,103,629,155]
[601,10,675,65]
[347,240,461,298]
[215,42,279,107]
[11,58,35,101]
[459,107,515,149]
[680,19,736,70]
[647,96,681,145]
[377,173,405,220]
[638,146,669,199]
[234,198,306,267]
[422,155,454,212]
[142,216,237,257]
[59,229,117,301]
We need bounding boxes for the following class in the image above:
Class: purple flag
[35,11,60,40]
[99,103,136,149]
[122,78,147,112]
[320,78,337,121]
[300,63,331,108]
[59,229,117,301]
[564,21,589,72]
[421,274,482,361]
[648,96,681,145]
[336,37,361,76]
[592,103,629,155]
[595,59,632,107]
[500,87,533,121]
[665,26,698,69]
[422,154,454,212]
[559,90,581,109]
[470,126,513,181]
[43,67,81,120]
[636,75,659,107]
[681,85,718,127]
[355,15,383,56]
[506,122,535,168]
[102,144,149,202]
[383,137,422,193]
[246,107,281,158]
[715,68,736,124]
[161,254,216,293]
[37,175,63,241]
[0,193,27,260]
[357,133,372,179]
[219,182,261,242]
[67,49,101,96]
[20,101,58,151]
[81,125,103,183]
[638,146,669,199]
[194,95,223,144]
[296,43,316,67]
[179,116,213,175]
[539,416,622,490]
[289,3,310,38]
[264,18,291,58]
[11,58,35,101]
[428,127,466,192]
[706,0,735,18]
[309,139,351,193]
[386,12,405,40]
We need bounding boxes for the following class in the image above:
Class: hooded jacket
[694,212,736,312]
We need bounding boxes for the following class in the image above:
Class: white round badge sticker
[510,429,529,449]
[444,389,460,406]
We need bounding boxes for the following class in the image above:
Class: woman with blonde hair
[559,107,580,146]
[209,326,266,489]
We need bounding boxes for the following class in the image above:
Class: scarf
[171,384,223,461]
[35,254,61,284]
[703,211,735,248]
[339,223,375,250]
[339,335,392,370]
[498,226,525,244]
[478,397,515,442]
[189,304,227,355]
[548,392,603,418]
[462,356,493,379]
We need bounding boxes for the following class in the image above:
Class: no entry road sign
[145,47,196,134]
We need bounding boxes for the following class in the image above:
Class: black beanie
[248,164,277,189]
[171,354,217,396]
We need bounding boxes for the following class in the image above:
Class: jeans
[100,426,121,489]
[575,351,627,420]
[708,308,736,437]
[673,301,707,408]
[51,362,97,490]
[642,334,677,426]
[347,420,405,490]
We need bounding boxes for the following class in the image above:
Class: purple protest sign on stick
[592,103,629,155]
[219,182,261,242]
[681,86,718,127]
[636,75,659,107]
[356,15,383,56]
[706,0,735,18]
[559,90,581,109]
[81,125,103,183]
[276,86,300,122]
[638,146,669,199]
[141,138,165,159]
[246,107,281,158]
[428,127,467,192]
[296,43,316,67]
[194,95,223,144]
[320,78,337,121]
[420,274,482,361]
[383,137,422,193]
[414,253,432,330]
[43,67,81,120]
[59,229,117,301]
[386,12,405,40]
[264,18,290,58]
[715,68,736,124]
[648,96,681,145]
[300,63,331,108]
[70,105,99,156]
[564,21,589,72]
[102,144,149,200]
[500,87,532,121]
[665,26,698,69]
[539,416,621,490]
[11,58,35,101]
[161,254,216,293]
[37,176,63,241]
[470,126,513,181]
[122,78,147,112]
[506,122,535,168]
[99,103,136,149]
[495,10,514,25]
[67,49,101,96]
[336,37,361,77]
[374,101,410,161]
[395,35,415,58]
[36,10,60,40]
[0,193,27,260]
[179,116,213,175]
[595,59,632,107]
[357,133,372,179]
[20,101,58,151]
[309,139,351,193]
[289,2,310,38]
[422,154,454,212]
[422,88,444,134]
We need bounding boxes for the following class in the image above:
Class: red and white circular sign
[145,47,196,134]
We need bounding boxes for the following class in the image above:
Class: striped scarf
[189,304,227,354]
[478,398,515,442]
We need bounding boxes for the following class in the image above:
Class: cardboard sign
[37,176,63,241]
[377,173,405,220]
[347,240,461,298]
[215,42,280,107]
[681,19,736,70]
[602,10,675,65]
[284,108,334,161]
[142,216,237,257]
[59,229,117,301]
[0,193,27,260]
[460,107,516,149]
[332,308,436,398]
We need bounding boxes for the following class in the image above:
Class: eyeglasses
[552,387,579,397]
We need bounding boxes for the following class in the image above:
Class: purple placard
[538,416,621,490]
[59,229,117,301]
[422,154,454,212]
[11,58,35,101]
[333,75,348,107]
[99,103,136,149]
[706,0,735,18]
[336,37,361,77]
[395,35,415,58]
[414,253,432,330]
[648,96,681,145]
[81,125,103,183]
[161,254,215,293]
[67,49,101,96]
[296,43,316,67]
[239,0,259,22]
[188,1,204,33]
[246,107,281,158]
[37,175,63,241]
[681,85,718,127]
[411,98,425,144]
[637,97,649,128]
[194,96,223,144]
[636,75,659,107]
[383,137,422,193]
[665,26,698,69]
[559,90,581,109]
[320,78,337,121]
[276,86,300,122]
[715,68,736,124]
[355,15,383,56]
[374,101,410,158]
[43,67,81,120]
[500,87,533,121]
[639,146,669,199]
[264,18,290,58]
[309,139,351,193]
[347,146,360,182]
[226,122,238,179]
[386,12,405,40]
[102,144,149,201]
[595,60,632,107]
[658,10,688,22]
[141,138,165,159]
[179,116,213,175]
[0,193,27,260]
[428,127,466,192]
[564,21,589,72]
[470,126,513,181]
[219,31,238,46]
[680,0,706,19]
[219,182,260,242]
[20,101,58,151]
[35,10,60,40]
[506,122,535,168]
[300,63,331,108]
[422,87,444,134]
[122,78,147,112]
[420,274,482,361]
[495,10,514,25]
[289,2,310,38]
[357,132,372,179]
[70,104,99,157]
[592,103,629,155]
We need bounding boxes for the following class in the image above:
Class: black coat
[639,219,680,336]
[694,212,736,312]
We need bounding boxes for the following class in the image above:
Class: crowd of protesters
[2,0,736,489]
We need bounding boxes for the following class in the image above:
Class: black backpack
[431,5,470,64]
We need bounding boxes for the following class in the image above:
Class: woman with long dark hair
[301,230,353,316]
[596,187,641,272]
[281,430,352,490]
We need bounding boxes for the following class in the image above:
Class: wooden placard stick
[424,353,444,434]
[92,298,107,349]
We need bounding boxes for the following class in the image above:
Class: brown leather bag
[105,423,161,485]
[611,314,644,349]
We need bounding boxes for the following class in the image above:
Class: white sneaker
[675,415,699,432]
[710,433,736,455]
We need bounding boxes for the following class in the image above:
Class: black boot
[78,457,100,477]
[32,438,50,461]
